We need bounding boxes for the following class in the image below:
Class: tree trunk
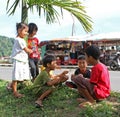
[21,0,28,23]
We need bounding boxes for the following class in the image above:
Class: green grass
[0,79,120,117]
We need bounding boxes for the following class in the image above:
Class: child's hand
[60,75,69,82]
[62,70,69,75]
[24,47,33,54]
[71,74,83,81]
[78,74,83,77]
[71,74,75,81]
[71,74,75,77]
[29,49,33,54]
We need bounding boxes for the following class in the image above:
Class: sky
[0,0,120,41]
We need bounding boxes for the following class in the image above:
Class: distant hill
[0,36,14,57]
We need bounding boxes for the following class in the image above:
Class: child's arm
[57,70,69,78]
[50,70,68,80]
[47,73,68,86]
[47,77,61,86]
[47,70,69,85]
[24,47,33,54]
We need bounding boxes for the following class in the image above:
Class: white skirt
[12,60,30,81]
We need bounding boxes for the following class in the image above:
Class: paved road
[0,66,120,92]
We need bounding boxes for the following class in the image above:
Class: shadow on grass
[0,79,120,117]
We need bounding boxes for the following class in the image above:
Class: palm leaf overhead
[6,0,93,32]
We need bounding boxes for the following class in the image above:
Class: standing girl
[11,22,32,98]
[28,23,40,82]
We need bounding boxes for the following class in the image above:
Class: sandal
[79,101,96,108]
[35,100,43,108]
[13,92,24,98]
[65,81,77,89]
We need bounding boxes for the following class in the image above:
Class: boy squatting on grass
[40,50,62,79]
[32,55,68,108]
[71,45,111,107]
[65,54,91,89]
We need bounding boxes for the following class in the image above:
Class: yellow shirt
[40,65,45,71]
[40,65,54,79]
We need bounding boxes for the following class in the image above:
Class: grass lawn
[0,79,120,117]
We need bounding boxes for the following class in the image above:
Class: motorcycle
[109,52,120,71]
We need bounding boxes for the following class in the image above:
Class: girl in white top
[10,23,32,98]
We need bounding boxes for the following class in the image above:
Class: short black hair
[28,23,38,34]
[77,55,85,60]
[42,55,56,67]
[85,45,100,60]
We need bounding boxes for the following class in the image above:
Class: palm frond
[6,0,93,32]
[50,0,93,32]
[6,0,21,15]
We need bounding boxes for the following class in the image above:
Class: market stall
[41,39,86,65]
[40,32,120,65]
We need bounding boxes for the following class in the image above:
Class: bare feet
[79,101,96,108]
[13,92,24,98]
[35,100,43,108]
[76,98,86,103]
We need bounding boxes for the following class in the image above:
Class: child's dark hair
[16,22,28,33]
[42,55,56,67]
[77,55,85,60]
[85,45,100,60]
[28,23,38,34]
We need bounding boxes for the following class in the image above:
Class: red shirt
[90,63,110,99]
[28,37,40,59]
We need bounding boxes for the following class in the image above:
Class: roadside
[0,66,120,93]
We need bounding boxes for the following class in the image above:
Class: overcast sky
[0,0,120,41]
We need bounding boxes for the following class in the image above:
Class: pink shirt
[90,63,110,99]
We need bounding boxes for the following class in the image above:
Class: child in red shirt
[71,45,110,107]
[28,23,40,82]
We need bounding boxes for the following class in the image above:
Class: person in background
[32,55,68,107]
[8,22,32,98]
[65,55,91,89]
[99,48,105,64]
[28,23,40,82]
[71,45,110,108]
